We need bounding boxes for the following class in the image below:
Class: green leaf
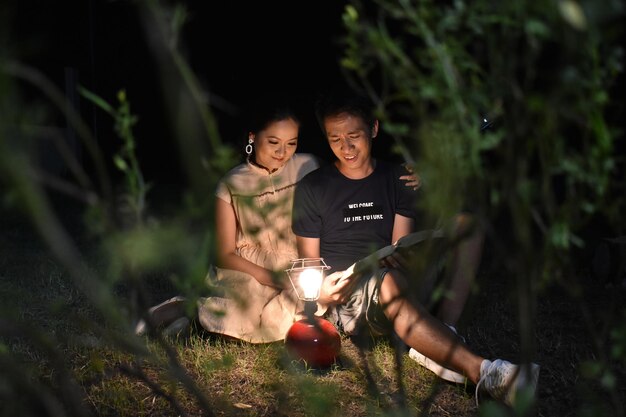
[580,360,603,378]
[340,57,359,71]
[117,89,127,103]
[478,400,508,416]
[513,384,538,415]
[559,0,587,31]
[113,155,129,172]
[79,86,114,114]
[344,4,358,22]
[525,19,550,38]
[600,370,616,389]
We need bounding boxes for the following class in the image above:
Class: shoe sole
[409,348,467,384]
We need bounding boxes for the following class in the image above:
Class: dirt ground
[459,245,626,417]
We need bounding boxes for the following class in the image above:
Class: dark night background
[9,0,352,187]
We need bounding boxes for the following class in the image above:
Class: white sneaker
[162,317,191,337]
[135,295,187,336]
[408,348,467,383]
[476,359,540,406]
[134,319,148,336]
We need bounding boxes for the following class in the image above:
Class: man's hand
[380,250,412,273]
[318,270,356,306]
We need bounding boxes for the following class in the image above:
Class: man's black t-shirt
[292,160,417,272]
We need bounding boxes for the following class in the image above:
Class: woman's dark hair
[245,94,301,135]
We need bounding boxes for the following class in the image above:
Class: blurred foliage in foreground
[0,1,238,415]
[340,0,625,414]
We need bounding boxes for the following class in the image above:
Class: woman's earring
[245,138,253,156]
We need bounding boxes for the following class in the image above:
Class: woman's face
[251,118,299,172]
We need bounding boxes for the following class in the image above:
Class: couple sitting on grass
[138,88,539,407]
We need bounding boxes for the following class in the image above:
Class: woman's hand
[266,270,292,290]
[400,163,421,190]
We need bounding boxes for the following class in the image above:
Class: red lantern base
[285,316,341,368]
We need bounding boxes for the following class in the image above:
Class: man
[292,89,539,406]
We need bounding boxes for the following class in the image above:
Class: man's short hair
[314,87,377,134]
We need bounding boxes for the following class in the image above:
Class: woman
[198,102,320,342]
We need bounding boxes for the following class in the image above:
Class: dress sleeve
[215,180,232,204]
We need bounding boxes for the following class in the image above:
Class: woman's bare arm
[215,198,285,288]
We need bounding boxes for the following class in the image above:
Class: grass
[73,332,474,417]
[1,197,625,417]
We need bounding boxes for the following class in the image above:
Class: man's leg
[379,270,482,383]
[437,213,484,326]
[379,269,540,407]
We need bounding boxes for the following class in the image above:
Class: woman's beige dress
[198,153,319,343]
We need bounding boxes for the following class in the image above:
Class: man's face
[324,112,378,177]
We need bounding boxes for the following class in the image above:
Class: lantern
[285,258,341,368]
